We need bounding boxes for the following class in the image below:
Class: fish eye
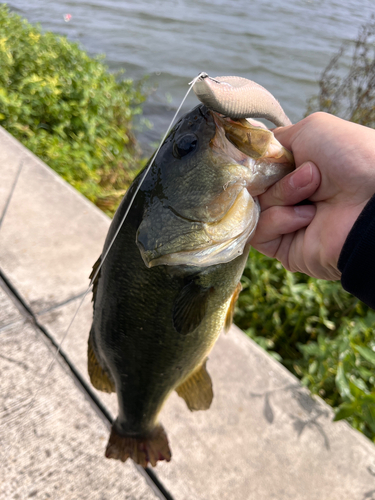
[172,133,198,159]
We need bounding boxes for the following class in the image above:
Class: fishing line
[0,160,23,233]
[0,296,88,426]
[0,160,37,425]
[1,73,205,436]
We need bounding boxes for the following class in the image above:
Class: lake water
[7,0,375,154]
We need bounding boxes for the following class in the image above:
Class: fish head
[136,104,294,269]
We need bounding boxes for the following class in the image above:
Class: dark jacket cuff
[338,194,375,309]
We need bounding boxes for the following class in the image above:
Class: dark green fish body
[88,104,294,467]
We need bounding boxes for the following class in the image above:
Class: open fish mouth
[137,107,294,270]
[210,111,294,197]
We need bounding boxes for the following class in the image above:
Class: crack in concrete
[35,290,87,316]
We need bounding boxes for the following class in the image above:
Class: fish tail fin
[105,423,171,467]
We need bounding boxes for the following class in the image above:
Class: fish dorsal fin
[173,280,213,335]
[87,332,116,393]
[89,255,101,306]
[224,281,242,333]
[175,359,213,411]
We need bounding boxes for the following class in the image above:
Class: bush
[0,5,145,215]
[236,21,375,442]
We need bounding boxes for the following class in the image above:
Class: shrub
[0,5,145,215]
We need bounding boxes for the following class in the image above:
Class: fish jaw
[211,113,295,196]
[143,189,260,268]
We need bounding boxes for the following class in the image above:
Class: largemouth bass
[88,77,294,468]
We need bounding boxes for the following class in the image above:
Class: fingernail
[294,205,315,218]
[289,163,313,189]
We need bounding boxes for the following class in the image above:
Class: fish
[87,76,294,468]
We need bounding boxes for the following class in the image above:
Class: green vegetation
[235,20,375,442]
[0,5,145,215]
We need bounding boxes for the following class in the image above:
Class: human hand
[251,112,375,280]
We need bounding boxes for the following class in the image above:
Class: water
[7,0,375,154]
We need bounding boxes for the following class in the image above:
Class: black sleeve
[338,194,375,309]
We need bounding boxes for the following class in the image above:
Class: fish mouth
[210,111,294,197]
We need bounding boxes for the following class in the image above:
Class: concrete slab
[0,126,109,313]
[0,286,160,500]
[1,124,375,499]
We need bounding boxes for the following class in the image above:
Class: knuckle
[266,206,279,226]
[305,111,332,128]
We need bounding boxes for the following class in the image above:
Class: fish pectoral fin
[88,331,115,393]
[224,281,242,333]
[175,359,213,411]
[173,280,213,335]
